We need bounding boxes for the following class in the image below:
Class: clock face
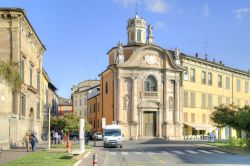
[144,54,160,65]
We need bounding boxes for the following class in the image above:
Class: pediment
[119,45,181,71]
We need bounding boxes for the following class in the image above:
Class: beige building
[71,80,99,118]
[99,14,250,140]
[0,8,46,149]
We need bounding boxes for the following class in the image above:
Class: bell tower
[127,15,146,45]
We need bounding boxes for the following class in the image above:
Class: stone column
[163,78,168,123]
[175,80,180,123]
[158,107,162,137]
[131,77,137,122]
[117,76,123,123]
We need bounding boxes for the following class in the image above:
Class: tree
[212,105,250,147]
[51,114,92,136]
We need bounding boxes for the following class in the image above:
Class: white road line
[121,152,128,155]
[173,151,185,155]
[147,152,156,155]
[134,152,143,155]
[109,152,117,155]
[185,150,198,154]
[210,150,226,154]
[160,151,170,154]
[198,150,212,154]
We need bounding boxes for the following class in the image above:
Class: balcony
[141,91,158,98]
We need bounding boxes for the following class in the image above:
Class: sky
[0,0,250,98]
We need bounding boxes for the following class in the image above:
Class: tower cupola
[127,15,146,44]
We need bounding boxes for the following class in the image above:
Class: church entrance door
[143,112,156,136]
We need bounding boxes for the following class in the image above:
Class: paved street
[84,138,250,166]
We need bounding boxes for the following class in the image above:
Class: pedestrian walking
[30,132,38,152]
[23,132,30,152]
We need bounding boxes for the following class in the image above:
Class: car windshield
[104,129,121,137]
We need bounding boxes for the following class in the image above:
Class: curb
[73,151,91,166]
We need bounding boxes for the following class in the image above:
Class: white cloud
[233,8,250,19]
[155,21,166,30]
[203,3,210,17]
[113,0,169,13]
[113,0,136,7]
[144,0,169,13]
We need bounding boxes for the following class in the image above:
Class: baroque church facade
[100,14,250,140]
[100,15,184,139]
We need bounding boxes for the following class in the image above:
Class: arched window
[144,75,157,92]
[137,30,141,42]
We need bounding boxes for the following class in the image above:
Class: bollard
[93,154,97,166]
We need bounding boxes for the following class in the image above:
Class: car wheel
[120,145,123,148]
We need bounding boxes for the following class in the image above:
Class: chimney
[195,53,199,58]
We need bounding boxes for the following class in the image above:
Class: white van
[103,125,123,148]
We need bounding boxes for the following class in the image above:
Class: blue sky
[1,0,250,98]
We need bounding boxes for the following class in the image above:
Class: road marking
[198,150,212,154]
[173,150,185,154]
[121,152,128,155]
[134,152,143,155]
[160,151,170,154]
[147,152,156,155]
[210,150,226,154]
[185,150,198,154]
[109,152,117,155]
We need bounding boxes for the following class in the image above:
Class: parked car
[94,132,103,140]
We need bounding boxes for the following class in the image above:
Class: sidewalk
[0,141,47,165]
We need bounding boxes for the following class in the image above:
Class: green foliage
[51,114,92,135]
[229,137,246,147]
[211,105,236,128]
[0,60,21,92]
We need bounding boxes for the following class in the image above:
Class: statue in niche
[169,96,174,110]
[123,95,130,109]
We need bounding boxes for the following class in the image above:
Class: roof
[0,8,46,50]
[181,53,250,76]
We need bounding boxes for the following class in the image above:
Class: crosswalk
[108,149,226,156]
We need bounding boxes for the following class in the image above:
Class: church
[97,14,250,140]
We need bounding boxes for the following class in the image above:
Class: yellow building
[182,55,250,139]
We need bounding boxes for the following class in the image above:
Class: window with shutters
[21,59,25,82]
[12,91,18,114]
[21,94,26,116]
[208,94,213,110]
[202,114,206,123]
[36,102,40,119]
[245,81,249,93]
[184,112,188,122]
[237,79,241,92]
[201,71,206,84]
[226,77,230,89]
[191,113,195,122]
[218,96,222,106]
[190,68,195,82]
[183,67,188,81]
[201,93,206,109]
[218,75,222,88]
[30,65,33,86]
[208,73,212,85]
[37,72,40,91]
[190,92,196,108]
[184,91,189,107]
